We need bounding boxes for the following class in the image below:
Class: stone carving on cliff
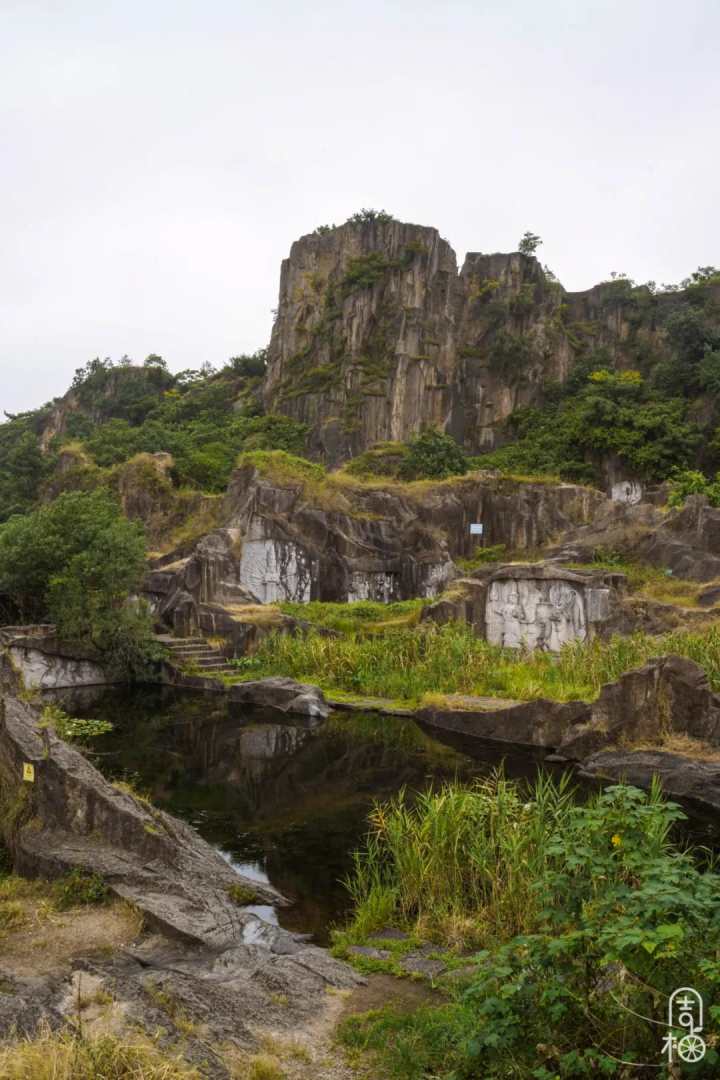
[486,578,587,651]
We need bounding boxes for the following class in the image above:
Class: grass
[0,1026,200,1078]
[226,619,720,705]
[336,771,576,951]
[279,598,424,634]
[567,553,710,607]
[239,449,581,513]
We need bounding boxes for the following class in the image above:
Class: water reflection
[45,684,720,943]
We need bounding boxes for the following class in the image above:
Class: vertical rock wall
[263,219,571,462]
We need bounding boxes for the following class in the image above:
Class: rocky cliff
[145,458,607,637]
[263,218,573,462]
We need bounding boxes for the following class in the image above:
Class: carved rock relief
[485,578,587,652]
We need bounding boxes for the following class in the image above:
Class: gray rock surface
[229,676,329,719]
[144,465,607,628]
[262,221,576,462]
[0,692,289,947]
[579,750,720,812]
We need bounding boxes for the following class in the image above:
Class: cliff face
[263,219,571,463]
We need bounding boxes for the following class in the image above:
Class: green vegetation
[0,490,162,676]
[278,598,423,634]
[0,1026,200,1079]
[339,777,720,1077]
[40,703,114,743]
[51,869,109,910]
[479,367,701,484]
[456,543,507,572]
[229,619,720,704]
[569,551,708,607]
[0,354,309,518]
[339,771,575,949]
[518,230,542,255]
[476,267,720,485]
[668,468,720,508]
[398,428,468,481]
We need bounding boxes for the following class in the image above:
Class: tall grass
[279,597,423,634]
[232,620,720,704]
[0,1026,199,1079]
[342,771,576,948]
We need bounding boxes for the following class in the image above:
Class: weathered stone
[559,655,720,760]
[0,693,289,947]
[347,945,391,961]
[579,750,720,812]
[422,564,626,651]
[144,467,609,629]
[229,677,329,719]
[417,695,589,750]
[262,220,576,463]
[0,628,112,689]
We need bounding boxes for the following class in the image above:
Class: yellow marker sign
[22,763,35,783]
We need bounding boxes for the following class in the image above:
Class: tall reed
[343,770,576,948]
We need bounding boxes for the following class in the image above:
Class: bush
[668,469,720,508]
[340,781,720,1078]
[0,490,161,676]
[399,429,468,481]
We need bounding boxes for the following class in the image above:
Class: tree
[518,231,542,255]
[0,490,160,677]
[399,428,468,480]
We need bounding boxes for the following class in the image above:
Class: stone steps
[156,634,237,678]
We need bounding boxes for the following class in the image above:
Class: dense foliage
[0,353,309,521]
[0,490,161,676]
[399,428,469,480]
[340,778,720,1078]
[475,268,720,485]
[478,368,702,484]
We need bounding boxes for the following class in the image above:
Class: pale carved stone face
[486,577,587,652]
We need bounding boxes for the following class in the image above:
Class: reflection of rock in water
[486,578,587,651]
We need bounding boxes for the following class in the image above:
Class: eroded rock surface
[145,464,607,631]
[422,564,630,651]
[229,677,329,719]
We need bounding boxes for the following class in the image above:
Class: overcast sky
[2,0,719,415]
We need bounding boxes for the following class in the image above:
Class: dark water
[45,685,558,943]
[44,685,720,943]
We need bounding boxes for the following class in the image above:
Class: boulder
[579,750,720,812]
[229,676,329,719]
[558,655,720,760]
[0,692,288,948]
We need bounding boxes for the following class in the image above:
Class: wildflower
[611,834,622,847]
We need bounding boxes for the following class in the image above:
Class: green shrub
[340,781,720,1078]
[399,428,468,481]
[668,468,720,508]
[52,870,109,910]
[456,544,506,571]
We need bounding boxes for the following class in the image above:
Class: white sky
[2,0,719,414]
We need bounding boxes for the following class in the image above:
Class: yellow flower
[611,834,622,847]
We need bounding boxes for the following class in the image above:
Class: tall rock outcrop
[263,218,571,463]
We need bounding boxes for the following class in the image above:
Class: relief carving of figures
[486,578,587,652]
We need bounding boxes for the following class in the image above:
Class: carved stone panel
[485,578,587,652]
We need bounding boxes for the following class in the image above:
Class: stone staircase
[156,634,237,678]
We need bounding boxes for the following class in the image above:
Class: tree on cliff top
[518,230,542,255]
[0,490,161,677]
